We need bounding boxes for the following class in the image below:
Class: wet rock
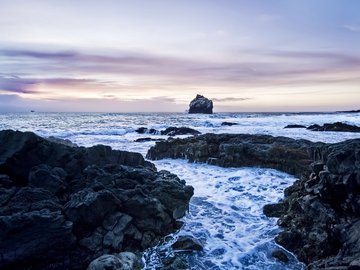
[263,202,284,217]
[134,138,165,143]
[188,94,213,114]
[0,130,193,270]
[272,250,289,263]
[161,127,201,136]
[87,252,142,270]
[136,127,200,137]
[161,256,189,270]
[307,122,360,132]
[171,235,203,251]
[221,122,238,126]
[135,127,159,135]
[284,124,306,129]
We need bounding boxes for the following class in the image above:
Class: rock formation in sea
[0,130,193,270]
[307,122,360,132]
[188,94,213,114]
[147,134,360,269]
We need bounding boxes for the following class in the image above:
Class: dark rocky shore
[147,134,360,270]
[0,130,193,270]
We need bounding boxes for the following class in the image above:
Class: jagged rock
[171,235,203,251]
[284,124,306,129]
[0,130,193,270]
[87,252,142,270]
[188,94,213,114]
[29,164,68,195]
[307,122,360,132]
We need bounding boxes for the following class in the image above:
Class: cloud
[0,75,38,94]
[212,97,252,102]
[344,24,360,32]
[1,50,77,59]
[1,47,360,97]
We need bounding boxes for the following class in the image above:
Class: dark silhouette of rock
[284,124,306,129]
[146,133,360,269]
[221,122,238,126]
[337,109,360,113]
[188,94,213,114]
[307,122,360,132]
[0,130,193,270]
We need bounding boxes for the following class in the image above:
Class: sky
[0,0,359,112]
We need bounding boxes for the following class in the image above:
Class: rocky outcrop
[135,127,201,136]
[0,130,193,270]
[147,133,324,177]
[146,133,360,269]
[272,139,360,269]
[188,94,213,114]
[307,122,360,132]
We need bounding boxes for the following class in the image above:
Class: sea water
[1,112,360,269]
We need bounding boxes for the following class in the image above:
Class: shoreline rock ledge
[0,129,193,270]
[188,94,213,114]
[146,134,360,269]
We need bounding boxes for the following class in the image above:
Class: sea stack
[188,94,213,114]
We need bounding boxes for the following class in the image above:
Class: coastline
[0,113,356,264]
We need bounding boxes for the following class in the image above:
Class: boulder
[171,235,203,251]
[188,94,213,114]
[0,130,193,270]
[87,252,141,270]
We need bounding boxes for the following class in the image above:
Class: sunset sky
[0,0,359,112]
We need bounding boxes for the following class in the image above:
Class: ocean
[1,111,360,269]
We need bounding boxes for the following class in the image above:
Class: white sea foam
[142,160,304,270]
